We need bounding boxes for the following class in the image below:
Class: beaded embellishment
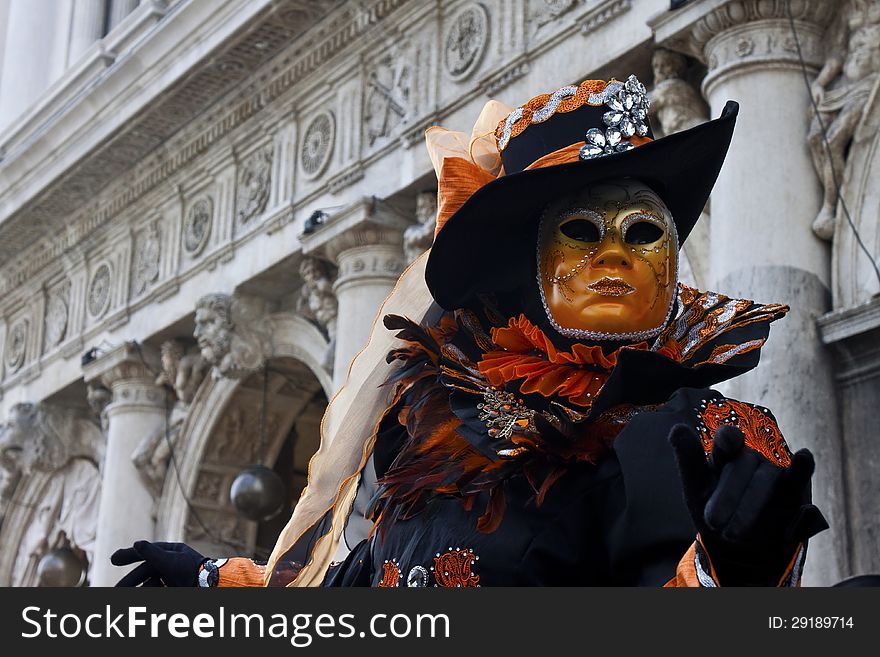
[478,387,536,444]
[694,398,792,467]
[377,559,402,587]
[431,548,481,588]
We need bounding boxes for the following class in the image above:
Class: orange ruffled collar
[477,314,681,408]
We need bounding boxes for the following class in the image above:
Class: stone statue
[297,257,338,370]
[131,339,209,498]
[86,382,112,433]
[194,293,272,379]
[649,48,709,136]
[297,257,338,340]
[808,0,880,240]
[403,190,438,263]
[649,49,711,289]
[0,402,103,586]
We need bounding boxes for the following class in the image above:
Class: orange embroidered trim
[524,136,653,171]
[495,79,609,148]
[695,398,792,467]
[478,314,679,407]
[214,558,268,588]
[377,559,401,587]
[431,548,480,588]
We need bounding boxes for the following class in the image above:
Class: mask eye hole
[559,218,601,243]
[623,220,664,245]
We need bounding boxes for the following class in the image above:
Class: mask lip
[535,195,680,344]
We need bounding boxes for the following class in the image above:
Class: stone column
[108,0,139,31]
[83,342,165,586]
[300,198,408,388]
[68,0,106,64]
[330,239,405,385]
[653,0,844,584]
[0,0,56,132]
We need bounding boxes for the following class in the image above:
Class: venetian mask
[537,179,678,341]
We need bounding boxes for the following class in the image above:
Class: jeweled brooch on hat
[580,75,649,160]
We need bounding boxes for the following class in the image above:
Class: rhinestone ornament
[579,75,649,161]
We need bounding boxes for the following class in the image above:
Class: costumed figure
[112,75,827,588]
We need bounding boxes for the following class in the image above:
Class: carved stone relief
[444,3,490,80]
[193,293,272,379]
[203,401,281,465]
[531,0,578,30]
[4,319,28,374]
[236,148,273,225]
[131,339,209,498]
[0,402,104,586]
[183,197,213,255]
[403,190,438,263]
[296,256,338,370]
[43,283,70,352]
[301,111,335,180]
[87,263,112,318]
[131,221,161,297]
[296,257,338,340]
[807,0,880,240]
[365,48,411,146]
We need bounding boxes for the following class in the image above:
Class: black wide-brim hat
[425,75,738,311]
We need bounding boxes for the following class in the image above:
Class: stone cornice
[0,0,408,295]
[650,0,834,65]
[818,297,880,346]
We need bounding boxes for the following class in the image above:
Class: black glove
[669,423,828,585]
[111,541,208,587]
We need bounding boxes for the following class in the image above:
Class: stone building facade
[0,0,877,586]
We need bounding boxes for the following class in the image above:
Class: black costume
[112,75,827,589]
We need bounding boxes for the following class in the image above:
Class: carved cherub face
[194,296,234,366]
[537,179,678,339]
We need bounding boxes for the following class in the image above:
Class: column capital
[300,196,408,264]
[82,341,164,410]
[651,0,833,95]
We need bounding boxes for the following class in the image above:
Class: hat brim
[425,101,739,310]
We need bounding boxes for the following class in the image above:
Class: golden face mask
[537,179,678,342]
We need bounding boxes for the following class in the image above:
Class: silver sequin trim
[497,107,524,151]
[683,299,738,357]
[531,86,578,123]
[783,546,805,588]
[498,80,627,151]
[588,80,623,105]
[708,338,764,364]
[694,547,718,588]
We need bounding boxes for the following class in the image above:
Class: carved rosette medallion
[301,111,335,180]
[444,3,490,80]
[5,319,28,373]
[44,288,69,350]
[236,148,272,225]
[88,263,112,318]
[184,197,213,255]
